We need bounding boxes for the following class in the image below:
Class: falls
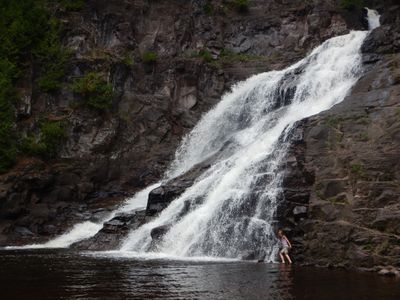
[366,7,381,30]
[7,10,380,255]
[119,30,368,260]
[6,183,159,249]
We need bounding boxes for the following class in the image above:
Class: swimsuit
[280,237,289,254]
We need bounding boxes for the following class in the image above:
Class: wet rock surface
[72,210,148,250]
[0,0,398,276]
[146,150,221,216]
[281,4,400,273]
[2,0,365,246]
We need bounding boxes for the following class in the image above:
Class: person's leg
[279,251,285,263]
[285,253,292,264]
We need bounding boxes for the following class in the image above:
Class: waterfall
[7,10,380,253]
[120,30,368,260]
[366,7,381,30]
[5,183,159,249]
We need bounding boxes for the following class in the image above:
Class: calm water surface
[0,249,399,300]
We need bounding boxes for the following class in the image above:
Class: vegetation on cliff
[340,0,364,10]
[0,0,72,172]
[142,51,157,64]
[56,0,85,10]
[72,72,114,110]
[20,120,67,158]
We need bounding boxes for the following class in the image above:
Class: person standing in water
[277,229,292,264]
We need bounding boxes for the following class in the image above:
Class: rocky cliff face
[280,2,400,275]
[2,0,399,276]
[1,0,368,246]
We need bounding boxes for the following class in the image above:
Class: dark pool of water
[0,249,399,300]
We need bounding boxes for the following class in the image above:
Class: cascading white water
[6,183,159,249]
[366,8,381,30]
[8,10,380,253]
[120,30,369,260]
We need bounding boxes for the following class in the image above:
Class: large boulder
[72,210,147,250]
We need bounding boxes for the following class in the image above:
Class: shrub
[0,0,48,172]
[199,49,213,62]
[326,115,341,128]
[396,107,400,120]
[233,0,249,12]
[40,120,68,156]
[20,136,47,157]
[72,72,114,110]
[340,0,364,10]
[0,0,49,64]
[203,1,213,15]
[21,120,67,158]
[219,48,260,62]
[350,163,364,177]
[142,51,157,63]
[35,18,69,92]
[358,132,369,141]
[0,145,16,173]
[0,60,18,171]
[0,106,17,172]
[0,0,70,171]
[57,0,85,10]
[122,53,134,67]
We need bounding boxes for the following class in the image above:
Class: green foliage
[57,0,85,10]
[21,120,67,158]
[182,47,272,68]
[232,0,249,12]
[350,163,364,176]
[72,72,114,110]
[340,0,364,10]
[35,18,70,92]
[220,48,236,60]
[0,0,68,171]
[118,111,131,123]
[203,1,213,15]
[361,244,373,251]
[199,49,213,62]
[142,51,157,63]
[358,132,369,141]
[182,49,199,59]
[20,136,47,157]
[122,53,134,67]
[327,131,342,150]
[0,0,49,64]
[375,239,389,255]
[220,48,262,62]
[0,59,18,172]
[396,107,400,120]
[207,48,265,68]
[328,195,349,205]
[326,115,341,128]
[355,116,371,125]
[40,120,68,155]
[0,106,17,172]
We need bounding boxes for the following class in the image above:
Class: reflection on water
[0,250,399,300]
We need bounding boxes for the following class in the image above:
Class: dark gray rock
[283,9,400,271]
[1,1,397,279]
[14,227,34,237]
[71,210,148,250]
[150,225,171,241]
[293,206,307,219]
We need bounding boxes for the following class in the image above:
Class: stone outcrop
[1,0,398,276]
[281,3,400,274]
[1,0,367,246]
[72,210,147,250]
